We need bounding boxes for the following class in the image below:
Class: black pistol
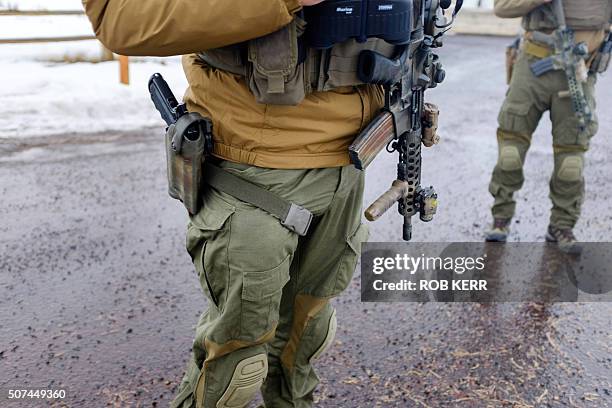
[148,73,212,152]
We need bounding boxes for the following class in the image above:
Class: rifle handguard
[365,180,410,221]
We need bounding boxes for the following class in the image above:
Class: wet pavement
[1,36,611,407]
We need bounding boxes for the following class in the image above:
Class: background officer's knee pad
[498,145,522,171]
[557,156,584,182]
[217,353,268,408]
[310,308,337,361]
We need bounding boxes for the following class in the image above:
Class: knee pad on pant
[309,308,337,361]
[557,156,584,182]
[498,145,522,171]
[217,353,268,408]
[280,295,335,372]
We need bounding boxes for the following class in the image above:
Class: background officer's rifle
[529,0,592,131]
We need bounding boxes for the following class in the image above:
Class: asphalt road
[1,36,611,408]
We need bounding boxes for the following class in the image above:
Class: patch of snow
[0,40,102,62]
[0,57,188,139]
[0,5,189,140]
[0,15,93,40]
[0,0,83,11]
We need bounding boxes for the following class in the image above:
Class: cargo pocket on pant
[195,242,220,308]
[330,223,369,296]
[240,255,291,339]
[498,102,532,135]
[555,115,598,148]
[188,198,236,310]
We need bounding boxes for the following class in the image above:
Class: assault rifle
[529,0,592,131]
[349,0,461,241]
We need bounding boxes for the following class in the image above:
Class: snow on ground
[0,12,103,63]
[0,5,188,140]
[0,40,103,62]
[1,15,93,40]
[0,0,82,10]
[0,55,187,139]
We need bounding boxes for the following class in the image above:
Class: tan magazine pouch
[247,17,308,106]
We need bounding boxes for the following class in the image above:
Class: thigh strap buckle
[282,204,313,236]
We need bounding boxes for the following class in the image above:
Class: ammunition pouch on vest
[522,0,611,32]
[198,16,396,106]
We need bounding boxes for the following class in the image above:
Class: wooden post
[119,55,130,85]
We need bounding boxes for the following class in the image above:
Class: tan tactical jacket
[83,0,384,169]
[494,0,612,52]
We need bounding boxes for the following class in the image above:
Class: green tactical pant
[489,51,599,229]
[171,161,368,408]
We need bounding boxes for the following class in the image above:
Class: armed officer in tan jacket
[485,0,611,252]
[82,0,398,406]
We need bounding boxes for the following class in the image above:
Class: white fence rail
[0,9,83,15]
[0,9,129,83]
[0,9,95,44]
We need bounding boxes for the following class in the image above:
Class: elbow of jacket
[96,33,128,55]
[96,33,169,57]
[95,28,146,56]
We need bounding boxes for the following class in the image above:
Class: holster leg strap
[203,163,313,236]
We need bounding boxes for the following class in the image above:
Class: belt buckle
[282,204,313,236]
